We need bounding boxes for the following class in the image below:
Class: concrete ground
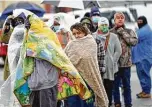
[0,58,152,107]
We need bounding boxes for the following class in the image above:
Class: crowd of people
[0,6,152,107]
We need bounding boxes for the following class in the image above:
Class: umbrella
[41,0,101,9]
[0,1,45,19]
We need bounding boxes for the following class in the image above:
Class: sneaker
[115,103,121,107]
[137,92,151,98]
[136,91,144,97]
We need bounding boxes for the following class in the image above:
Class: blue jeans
[136,60,151,94]
[114,67,132,106]
[66,95,94,107]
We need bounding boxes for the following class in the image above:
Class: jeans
[114,67,132,106]
[136,59,152,94]
[104,79,114,106]
[66,95,94,107]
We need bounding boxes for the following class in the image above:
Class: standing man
[90,6,101,33]
[132,16,152,98]
[111,12,138,107]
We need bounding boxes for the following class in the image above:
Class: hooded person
[0,15,14,80]
[93,17,122,106]
[90,6,101,33]
[132,16,152,98]
[80,17,94,33]
[64,23,109,107]
[0,13,27,106]
[137,16,148,29]
[0,9,92,107]
[47,13,75,48]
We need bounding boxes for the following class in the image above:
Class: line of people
[78,7,138,107]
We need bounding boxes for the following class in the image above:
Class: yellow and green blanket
[14,14,91,106]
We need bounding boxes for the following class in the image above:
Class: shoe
[115,103,121,107]
[137,92,151,98]
[136,91,144,97]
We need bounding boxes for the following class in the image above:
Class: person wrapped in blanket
[0,9,93,107]
[47,13,75,49]
[64,23,109,107]
[0,15,14,80]
[80,16,106,78]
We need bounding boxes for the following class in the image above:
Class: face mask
[92,16,100,23]
[53,26,60,32]
[99,25,109,33]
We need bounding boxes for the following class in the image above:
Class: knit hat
[98,17,109,27]
[90,6,100,16]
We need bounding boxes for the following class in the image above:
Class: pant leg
[104,79,114,106]
[40,86,58,107]
[136,62,145,92]
[67,95,94,107]
[121,67,132,106]
[67,95,83,107]
[141,60,152,94]
[29,86,58,107]
[114,70,121,105]
[29,90,40,107]
[57,100,62,107]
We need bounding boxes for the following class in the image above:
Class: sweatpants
[29,85,58,107]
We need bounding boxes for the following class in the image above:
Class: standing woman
[94,17,122,107]
[65,23,108,107]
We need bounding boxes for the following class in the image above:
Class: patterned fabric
[64,35,109,107]
[93,32,122,80]
[95,38,105,73]
[14,14,91,106]
[110,27,138,67]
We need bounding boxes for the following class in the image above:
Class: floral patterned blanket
[14,14,91,106]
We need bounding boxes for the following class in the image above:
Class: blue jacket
[132,24,152,64]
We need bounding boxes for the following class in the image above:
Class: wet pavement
[0,58,151,107]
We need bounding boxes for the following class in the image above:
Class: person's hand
[117,27,124,34]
